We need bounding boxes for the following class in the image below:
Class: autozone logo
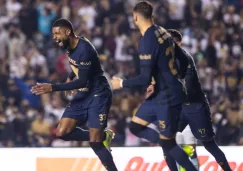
[124,156,243,171]
[36,155,243,171]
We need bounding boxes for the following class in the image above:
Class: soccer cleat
[182,145,194,157]
[179,166,186,171]
[179,145,196,171]
[103,129,115,152]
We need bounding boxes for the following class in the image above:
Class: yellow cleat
[179,145,195,171]
[179,166,186,171]
[103,129,115,152]
[182,145,194,157]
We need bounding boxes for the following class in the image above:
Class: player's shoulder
[79,36,92,47]
[143,25,160,41]
[79,36,97,52]
[182,49,195,67]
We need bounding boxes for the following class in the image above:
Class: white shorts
[176,125,197,145]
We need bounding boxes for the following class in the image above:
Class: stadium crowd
[0,0,243,147]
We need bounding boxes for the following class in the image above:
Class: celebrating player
[31,18,118,171]
[111,1,197,171]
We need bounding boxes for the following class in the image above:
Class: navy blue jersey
[52,37,109,95]
[182,50,208,103]
[123,25,185,105]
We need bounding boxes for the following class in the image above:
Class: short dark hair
[134,1,153,19]
[167,29,182,42]
[52,18,74,34]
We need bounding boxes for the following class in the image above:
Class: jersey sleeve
[174,44,190,79]
[184,57,196,91]
[52,43,93,91]
[122,36,159,88]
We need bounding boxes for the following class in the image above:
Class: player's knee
[131,116,149,126]
[56,127,72,138]
[129,121,146,135]
[159,139,177,151]
[159,133,175,140]
[202,138,216,147]
[199,135,214,142]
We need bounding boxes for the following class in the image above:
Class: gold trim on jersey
[139,54,151,60]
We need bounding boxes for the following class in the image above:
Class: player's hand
[111,76,123,90]
[145,85,154,98]
[65,77,74,96]
[31,83,52,95]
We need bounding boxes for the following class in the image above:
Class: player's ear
[133,12,138,22]
[134,14,138,22]
[66,29,71,36]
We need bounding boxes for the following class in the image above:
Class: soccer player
[168,29,199,171]
[31,18,118,171]
[142,29,232,171]
[169,29,232,171]
[111,1,197,171]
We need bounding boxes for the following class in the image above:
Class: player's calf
[159,138,178,171]
[89,128,118,171]
[202,139,232,171]
[159,135,198,171]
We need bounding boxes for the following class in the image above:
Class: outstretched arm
[111,36,159,90]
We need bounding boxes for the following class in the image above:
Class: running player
[31,18,118,171]
[170,29,232,171]
[143,29,232,171]
[111,1,197,171]
[168,29,199,170]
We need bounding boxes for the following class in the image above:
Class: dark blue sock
[203,139,232,171]
[59,127,89,141]
[129,122,159,144]
[159,139,197,171]
[89,142,118,171]
[163,151,178,171]
[158,139,178,171]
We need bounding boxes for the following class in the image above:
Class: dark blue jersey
[182,50,208,103]
[123,25,185,105]
[52,37,109,94]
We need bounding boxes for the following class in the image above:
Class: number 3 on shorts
[99,114,107,121]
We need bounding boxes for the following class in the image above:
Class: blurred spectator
[78,1,96,30]
[18,0,38,40]
[37,1,56,40]
[59,0,71,20]
[31,111,51,136]
[6,0,22,19]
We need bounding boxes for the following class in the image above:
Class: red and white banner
[0,147,242,171]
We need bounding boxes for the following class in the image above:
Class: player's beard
[61,38,70,50]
